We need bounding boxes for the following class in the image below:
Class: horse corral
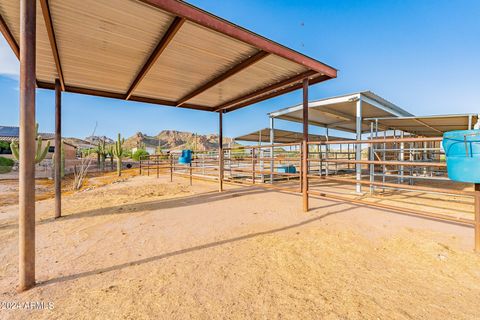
[0,1,479,318]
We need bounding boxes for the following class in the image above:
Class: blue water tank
[442,130,480,183]
[276,165,296,174]
[178,149,192,164]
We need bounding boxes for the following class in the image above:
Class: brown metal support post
[475,184,480,253]
[156,156,159,178]
[170,154,173,182]
[302,78,309,212]
[218,111,224,192]
[189,162,192,186]
[252,148,256,184]
[139,157,142,175]
[19,0,36,292]
[54,79,61,219]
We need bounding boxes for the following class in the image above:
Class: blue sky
[1,0,479,139]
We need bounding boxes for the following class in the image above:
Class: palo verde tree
[10,123,50,164]
[112,133,125,176]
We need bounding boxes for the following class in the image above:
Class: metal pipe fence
[138,136,479,251]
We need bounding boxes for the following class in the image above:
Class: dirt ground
[0,169,140,207]
[0,173,479,319]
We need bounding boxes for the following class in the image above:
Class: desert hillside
[123,130,236,151]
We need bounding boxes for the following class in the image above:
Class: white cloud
[0,37,19,77]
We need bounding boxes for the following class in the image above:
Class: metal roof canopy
[268,91,413,133]
[0,0,337,113]
[234,128,352,144]
[364,114,479,137]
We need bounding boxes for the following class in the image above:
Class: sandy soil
[0,169,140,207]
[0,174,479,319]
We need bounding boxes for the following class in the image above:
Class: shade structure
[269,91,412,133]
[364,114,479,137]
[235,128,351,144]
[0,0,337,112]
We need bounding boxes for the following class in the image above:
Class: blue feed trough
[276,165,296,174]
[443,130,480,183]
[178,149,192,164]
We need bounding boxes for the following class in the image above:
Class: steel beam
[226,74,330,112]
[218,111,224,192]
[177,51,269,106]
[269,117,274,183]
[40,0,65,91]
[139,0,337,77]
[214,71,317,111]
[18,0,36,292]
[0,13,19,59]
[355,97,362,193]
[125,16,185,100]
[302,78,309,212]
[475,184,480,253]
[37,81,211,111]
[54,79,61,218]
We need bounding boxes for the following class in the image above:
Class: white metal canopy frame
[268,91,413,193]
[234,128,351,144]
[365,114,479,137]
[2,0,335,291]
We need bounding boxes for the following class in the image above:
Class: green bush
[132,149,149,161]
[0,156,14,174]
[0,141,10,154]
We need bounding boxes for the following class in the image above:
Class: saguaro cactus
[95,138,108,171]
[10,123,50,164]
[107,146,114,171]
[112,133,125,176]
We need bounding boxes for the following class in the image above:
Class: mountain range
[66,130,236,151]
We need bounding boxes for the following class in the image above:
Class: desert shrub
[0,141,11,154]
[0,156,14,174]
[132,149,149,161]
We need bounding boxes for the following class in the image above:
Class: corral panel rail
[138,135,478,251]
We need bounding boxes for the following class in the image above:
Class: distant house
[0,126,77,160]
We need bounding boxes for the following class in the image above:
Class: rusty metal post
[302,78,309,212]
[18,0,36,292]
[475,184,480,253]
[54,79,62,218]
[156,156,159,178]
[147,158,150,176]
[139,157,142,175]
[355,96,362,193]
[189,162,192,186]
[218,111,224,192]
[170,154,173,182]
[252,147,256,184]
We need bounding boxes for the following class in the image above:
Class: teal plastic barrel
[442,130,480,183]
[178,149,192,164]
[276,165,296,174]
